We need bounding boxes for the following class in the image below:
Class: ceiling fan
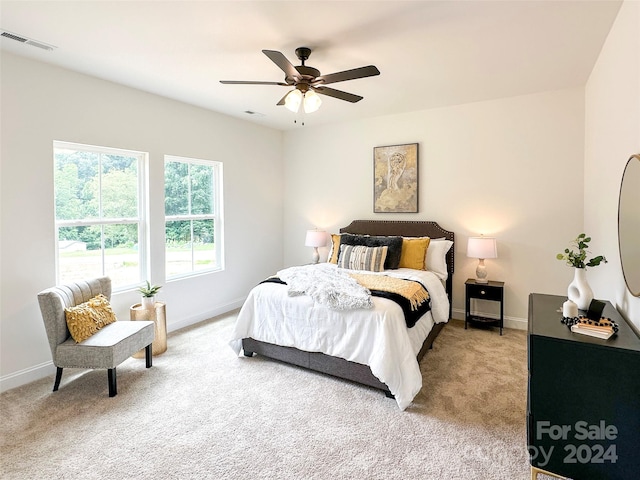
[220,47,380,113]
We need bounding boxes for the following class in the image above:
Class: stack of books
[570,316,616,339]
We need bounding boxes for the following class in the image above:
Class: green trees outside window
[54,144,223,288]
[164,156,223,278]
[54,142,144,288]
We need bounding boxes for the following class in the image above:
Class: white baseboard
[0,298,246,394]
[451,307,528,331]
[0,361,56,393]
[167,297,245,332]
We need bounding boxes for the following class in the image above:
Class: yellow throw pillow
[65,294,117,343]
[399,237,431,270]
[328,234,341,264]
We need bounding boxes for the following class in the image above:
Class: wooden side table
[465,278,504,335]
[130,302,167,357]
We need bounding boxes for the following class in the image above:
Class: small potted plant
[556,233,607,310]
[138,280,162,310]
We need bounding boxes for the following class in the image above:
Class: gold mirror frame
[618,154,640,296]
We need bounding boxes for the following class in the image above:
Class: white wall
[0,53,284,391]
[282,88,586,324]
[585,0,640,329]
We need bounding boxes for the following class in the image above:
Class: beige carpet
[0,314,532,479]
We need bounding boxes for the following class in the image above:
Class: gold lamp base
[130,302,167,357]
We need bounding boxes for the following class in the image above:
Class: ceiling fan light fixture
[303,89,322,113]
[284,89,302,113]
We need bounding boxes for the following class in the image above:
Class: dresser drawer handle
[480,290,486,295]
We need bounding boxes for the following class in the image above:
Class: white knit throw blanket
[277,264,373,310]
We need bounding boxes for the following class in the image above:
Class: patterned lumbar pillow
[338,244,388,272]
[399,237,431,270]
[64,294,117,343]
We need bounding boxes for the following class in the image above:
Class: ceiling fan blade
[276,93,289,106]
[262,50,300,80]
[316,65,380,85]
[312,86,363,103]
[220,80,288,86]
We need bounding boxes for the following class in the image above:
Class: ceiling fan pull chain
[293,108,306,126]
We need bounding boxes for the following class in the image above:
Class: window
[54,141,147,289]
[164,155,223,278]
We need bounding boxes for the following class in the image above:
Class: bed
[229,220,455,410]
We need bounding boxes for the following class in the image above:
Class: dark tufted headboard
[339,220,455,318]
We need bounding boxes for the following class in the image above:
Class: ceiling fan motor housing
[293,65,320,81]
[295,47,312,63]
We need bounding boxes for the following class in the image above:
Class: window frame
[53,141,149,292]
[164,155,224,280]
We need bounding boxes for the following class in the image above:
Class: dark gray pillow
[339,234,403,269]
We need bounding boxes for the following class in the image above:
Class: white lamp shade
[467,237,498,259]
[284,89,302,113]
[303,90,322,113]
[305,230,326,247]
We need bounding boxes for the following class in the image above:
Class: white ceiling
[0,0,622,131]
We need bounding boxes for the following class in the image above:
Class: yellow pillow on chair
[64,294,117,343]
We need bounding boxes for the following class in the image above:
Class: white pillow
[425,239,453,280]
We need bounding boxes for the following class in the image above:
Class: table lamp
[305,230,326,264]
[467,236,498,283]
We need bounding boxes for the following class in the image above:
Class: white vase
[141,296,155,310]
[567,268,593,311]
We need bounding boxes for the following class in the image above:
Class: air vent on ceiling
[1,30,56,51]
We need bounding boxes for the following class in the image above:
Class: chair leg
[145,344,152,368]
[53,367,63,392]
[108,368,117,397]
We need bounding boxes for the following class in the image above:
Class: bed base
[242,220,454,399]
[243,322,445,397]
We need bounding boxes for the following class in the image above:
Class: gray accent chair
[37,277,155,397]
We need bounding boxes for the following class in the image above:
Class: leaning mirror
[618,154,640,296]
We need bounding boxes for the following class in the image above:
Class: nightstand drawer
[467,283,502,301]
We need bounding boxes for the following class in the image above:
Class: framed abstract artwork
[373,143,418,213]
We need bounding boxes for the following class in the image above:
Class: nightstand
[465,278,504,335]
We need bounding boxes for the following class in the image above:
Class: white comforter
[229,264,449,410]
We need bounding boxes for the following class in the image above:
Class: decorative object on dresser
[561,299,578,318]
[618,154,640,296]
[556,233,607,310]
[467,236,497,284]
[560,298,618,340]
[230,220,454,410]
[373,143,418,213]
[527,293,640,480]
[465,278,504,335]
[304,229,326,264]
[138,280,162,310]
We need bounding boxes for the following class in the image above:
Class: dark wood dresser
[527,293,640,479]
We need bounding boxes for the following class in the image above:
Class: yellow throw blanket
[349,273,429,311]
